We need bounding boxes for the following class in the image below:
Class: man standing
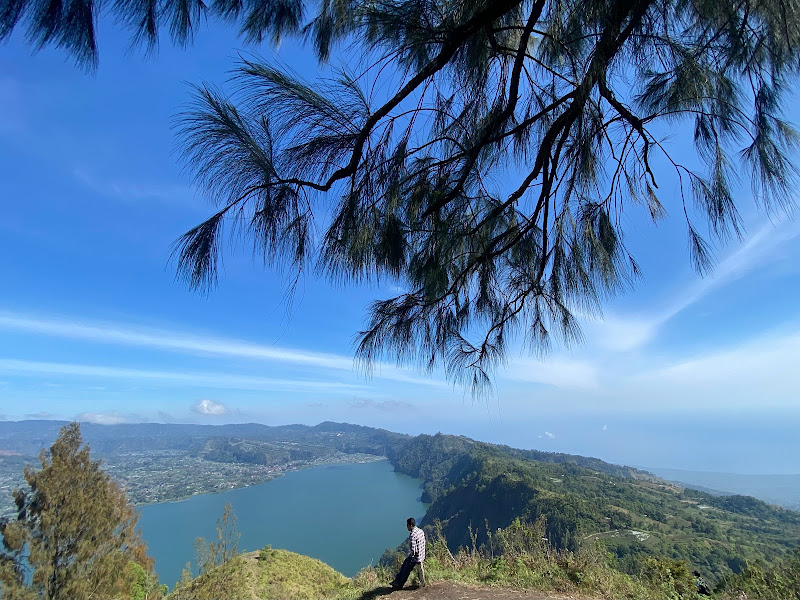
[391,518,426,590]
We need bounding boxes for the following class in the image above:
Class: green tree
[3,0,798,388]
[129,561,167,600]
[0,422,154,600]
[171,503,242,600]
[715,549,800,599]
[194,501,240,575]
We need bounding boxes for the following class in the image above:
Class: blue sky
[1,21,799,474]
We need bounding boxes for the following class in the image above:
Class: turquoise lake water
[136,460,426,587]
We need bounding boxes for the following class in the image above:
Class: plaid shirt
[409,526,426,562]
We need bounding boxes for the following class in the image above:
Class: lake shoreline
[131,453,388,509]
[137,459,427,585]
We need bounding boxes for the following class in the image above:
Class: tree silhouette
[3,0,798,389]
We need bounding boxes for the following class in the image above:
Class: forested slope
[388,434,800,581]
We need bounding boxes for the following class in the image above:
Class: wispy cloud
[0,358,367,394]
[495,322,800,414]
[157,411,175,422]
[348,398,415,412]
[25,411,53,419]
[539,431,556,439]
[77,411,132,425]
[0,310,443,388]
[192,399,228,415]
[503,356,599,389]
[74,169,196,206]
[532,323,797,413]
[588,220,800,351]
[637,328,800,400]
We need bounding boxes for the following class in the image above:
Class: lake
[136,460,426,587]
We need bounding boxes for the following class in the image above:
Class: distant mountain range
[1,419,798,583]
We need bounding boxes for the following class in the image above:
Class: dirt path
[361,581,593,600]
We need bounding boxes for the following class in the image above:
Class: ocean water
[642,466,800,509]
[137,460,426,587]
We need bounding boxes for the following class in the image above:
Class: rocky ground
[361,581,592,600]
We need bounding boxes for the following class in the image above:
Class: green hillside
[170,548,350,600]
[388,434,800,582]
[169,538,800,600]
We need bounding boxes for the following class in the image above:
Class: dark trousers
[392,555,419,588]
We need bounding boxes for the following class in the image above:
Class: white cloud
[0,311,443,388]
[193,399,228,415]
[503,356,599,389]
[77,411,130,425]
[538,431,556,439]
[602,424,608,431]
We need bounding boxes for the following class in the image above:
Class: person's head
[406,517,416,531]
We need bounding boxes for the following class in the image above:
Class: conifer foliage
[2,0,799,388]
[0,423,154,600]
[172,502,242,600]
[193,501,240,577]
